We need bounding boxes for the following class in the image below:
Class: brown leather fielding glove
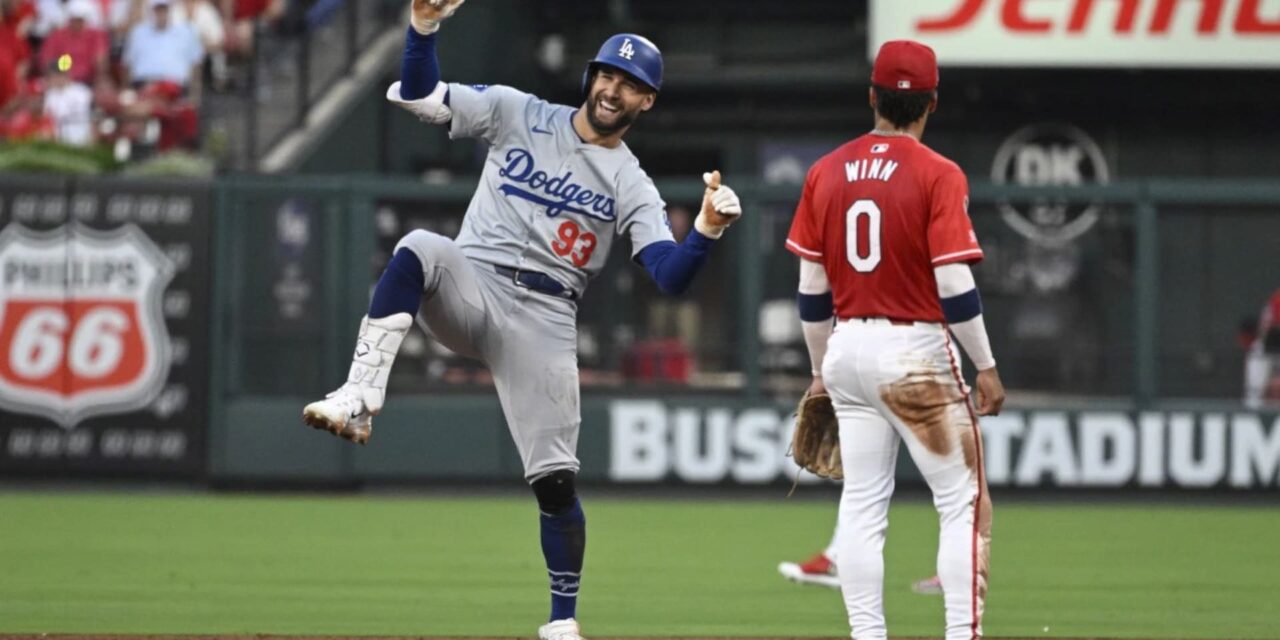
[789,392,842,480]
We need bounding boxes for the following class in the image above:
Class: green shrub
[0,140,119,174]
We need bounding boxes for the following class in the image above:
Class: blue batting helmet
[582,33,663,94]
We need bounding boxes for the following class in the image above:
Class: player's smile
[597,98,621,117]
[583,67,654,136]
[585,92,633,134]
[592,94,627,125]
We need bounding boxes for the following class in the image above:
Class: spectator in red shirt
[0,47,18,110]
[3,0,35,38]
[0,76,53,140]
[0,0,34,109]
[37,0,107,84]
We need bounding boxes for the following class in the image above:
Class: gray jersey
[446,83,674,295]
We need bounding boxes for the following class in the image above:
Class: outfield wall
[211,395,1280,490]
[607,402,1280,490]
[1,176,1278,491]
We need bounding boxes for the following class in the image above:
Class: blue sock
[368,248,425,319]
[541,499,586,622]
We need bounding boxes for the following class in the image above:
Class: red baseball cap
[871,40,938,92]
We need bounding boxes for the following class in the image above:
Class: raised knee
[395,229,446,257]
[531,469,577,515]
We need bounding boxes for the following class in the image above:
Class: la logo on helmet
[618,38,635,60]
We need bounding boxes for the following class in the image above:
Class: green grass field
[0,492,1277,638]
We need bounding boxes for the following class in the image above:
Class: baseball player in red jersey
[785,40,1005,640]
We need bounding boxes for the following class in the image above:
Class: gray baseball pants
[395,229,581,481]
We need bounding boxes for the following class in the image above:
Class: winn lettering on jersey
[845,158,900,183]
[498,148,617,221]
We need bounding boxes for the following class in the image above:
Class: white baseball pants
[822,318,992,640]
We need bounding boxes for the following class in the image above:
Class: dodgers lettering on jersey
[786,133,983,322]
[498,149,616,222]
[445,83,673,294]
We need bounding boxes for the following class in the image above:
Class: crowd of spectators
[0,0,285,156]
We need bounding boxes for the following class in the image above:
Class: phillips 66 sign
[871,0,1280,68]
[0,224,174,426]
[0,179,211,476]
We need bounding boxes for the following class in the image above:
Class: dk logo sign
[991,123,1110,245]
[0,223,174,427]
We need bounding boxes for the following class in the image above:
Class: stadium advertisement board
[870,0,1280,68]
[0,179,211,477]
[606,400,1280,490]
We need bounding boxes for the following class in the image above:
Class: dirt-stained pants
[822,318,992,640]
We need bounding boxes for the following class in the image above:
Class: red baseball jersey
[1261,289,1280,332]
[786,133,982,322]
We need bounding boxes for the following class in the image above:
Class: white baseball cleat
[778,552,840,589]
[538,618,585,640]
[302,384,374,444]
[302,313,412,445]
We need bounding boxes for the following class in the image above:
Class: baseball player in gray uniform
[301,2,743,639]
